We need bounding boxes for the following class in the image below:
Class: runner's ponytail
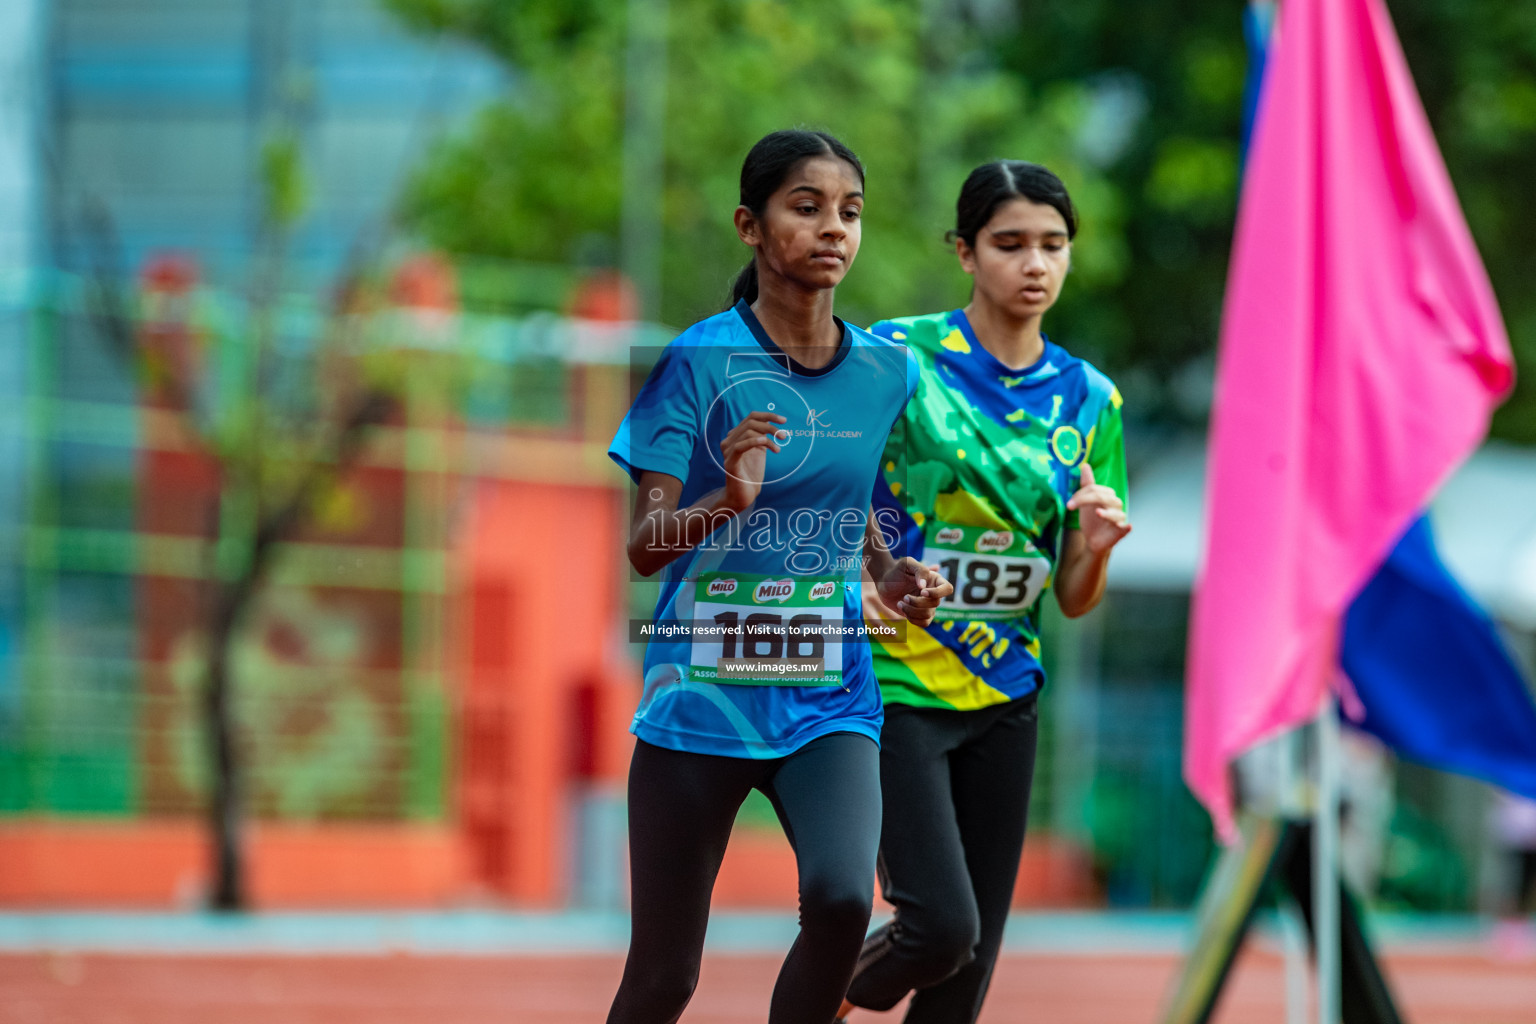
[730,261,759,305]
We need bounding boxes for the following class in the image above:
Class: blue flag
[1240,1,1277,163]
[1342,517,1536,798]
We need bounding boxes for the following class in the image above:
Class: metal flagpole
[1314,695,1342,1024]
[1279,897,1310,1024]
[1275,726,1307,1024]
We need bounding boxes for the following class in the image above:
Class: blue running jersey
[609,300,917,758]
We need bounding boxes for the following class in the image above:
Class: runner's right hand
[720,411,788,511]
[879,557,953,627]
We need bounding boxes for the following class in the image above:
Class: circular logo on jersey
[703,377,814,485]
[1050,425,1085,467]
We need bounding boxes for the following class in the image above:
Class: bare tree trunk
[200,390,396,911]
[83,194,399,913]
[206,583,245,911]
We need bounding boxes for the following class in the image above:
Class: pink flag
[1186,0,1514,841]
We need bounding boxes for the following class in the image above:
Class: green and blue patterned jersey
[866,309,1127,710]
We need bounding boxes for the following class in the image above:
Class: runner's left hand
[1065,462,1131,555]
[878,557,952,627]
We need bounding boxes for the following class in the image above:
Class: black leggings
[846,694,1040,1024]
[607,732,882,1024]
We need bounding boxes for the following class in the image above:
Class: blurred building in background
[0,0,648,909]
[44,0,503,279]
[0,0,49,884]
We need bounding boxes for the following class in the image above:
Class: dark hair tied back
[729,129,865,307]
[949,160,1077,249]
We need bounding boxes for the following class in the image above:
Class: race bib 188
[925,522,1051,621]
[690,572,845,686]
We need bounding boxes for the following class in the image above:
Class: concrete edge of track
[0,910,1495,957]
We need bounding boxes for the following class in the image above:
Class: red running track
[3,947,1535,1023]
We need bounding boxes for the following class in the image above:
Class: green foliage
[1375,799,1470,911]
[1003,0,1536,435]
[259,133,309,230]
[384,0,1536,438]
[996,3,1246,415]
[1390,0,1536,442]
[381,0,1118,333]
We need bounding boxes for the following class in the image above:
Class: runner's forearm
[628,486,745,577]
[1054,530,1109,617]
[863,510,897,583]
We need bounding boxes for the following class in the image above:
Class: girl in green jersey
[840,161,1131,1024]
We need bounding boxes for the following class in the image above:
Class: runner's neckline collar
[734,299,852,378]
[951,308,1055,377]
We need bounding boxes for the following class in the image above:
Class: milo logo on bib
[754,579,795,603]
[976,530,1015,553]
[934,527,964,545]
[808,581,838,601]
[707,577,738,597]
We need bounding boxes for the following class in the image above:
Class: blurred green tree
[1389,0,1536,440]
[999,0,1536,435]
[996,2,1245,424]
[380,0,1125,354]
[385,0,1536,438]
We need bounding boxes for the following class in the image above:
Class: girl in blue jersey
[605,129,952,1024]
[838,162,1132,1024]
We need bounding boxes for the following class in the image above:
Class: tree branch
[81,197,204,420]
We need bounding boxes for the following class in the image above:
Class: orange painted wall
[0,469,638,909]
[454,478,637,907]
[0,822,464,908]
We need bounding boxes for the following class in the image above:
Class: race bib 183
[690,572,845,686]
[925,522,1051,621]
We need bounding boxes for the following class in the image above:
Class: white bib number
[689,572,845,686]
[926,522,1051,621]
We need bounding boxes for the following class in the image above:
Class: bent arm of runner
[863,510,952,626]
[627,410,788,576]
[627,471,740,577]
[1055,462,1131,617]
